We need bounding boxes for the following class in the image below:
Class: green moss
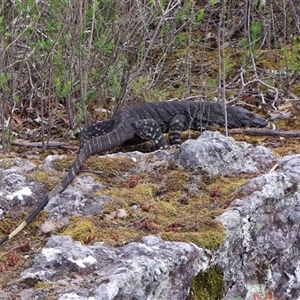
[27,171,60,190]
[87,156,137,174]
[60,216,98,243]
[0,158,17,168]
[204,175,249,200]
[188,266,225,300]
[35,281,56,290]
[52,154,137,174]
[85,172,244,249]
[100,196,128,214]
[39,155,250,254]
[0,210,48,254]
[154,199,180,221]
[165,170,189,192]
[51,155,75,171]
[160,219,224,250]
[154,188,184,202]
[100,184,154,206]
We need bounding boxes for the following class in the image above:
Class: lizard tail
[0,149,89,246]
[0,121,134,246]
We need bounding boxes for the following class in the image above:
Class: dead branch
[229,128,300,137]
[12,140,73,149]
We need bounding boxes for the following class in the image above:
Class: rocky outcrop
[3,131,300,299]
[173,131,274,176]
[216,154,300,300]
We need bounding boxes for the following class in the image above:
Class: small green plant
[131,76,168,103]
[250,21,261,52]
[221,52,236,78]
[174,32,189,47]
[203,76,218,100]
[282,38,300,73]
[209,0,219,5]
[240,37,249,66]
[0,73,11,92]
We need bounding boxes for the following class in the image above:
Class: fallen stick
[229,128,300,137]
[12,140,77,151]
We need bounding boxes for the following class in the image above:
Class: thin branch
[229,128,300,137]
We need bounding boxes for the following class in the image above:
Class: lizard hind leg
[79,119,114,149]
[132,119,168,150]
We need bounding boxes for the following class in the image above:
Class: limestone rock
[216,155,300,299]
[174,131,274,176]
[20,235,209,300]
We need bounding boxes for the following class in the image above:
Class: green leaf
[196,9,205,24]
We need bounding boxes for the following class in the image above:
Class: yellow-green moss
[100,184,154,207]
[80,172,247,249]
[154,189,184,203]
[18,142,260,260]
[0,210,48,255]
[181,131,201,143]
[59,214,146,247]
[60,216,98,243]
[51,155,75,171]
[165,170,189,192]
[26,171,60,190]
[34,281,56,290]
[52,155,137,175]
[154,199,180,222]
[0,158,18,168]
[188,266,225,300]
[102,225,144,246]
[87,156,137,174]
[22,161,249,253]
[100,197,128,214]
[232,134,267,146]
[204,175,249,199]
[160,220,225,250]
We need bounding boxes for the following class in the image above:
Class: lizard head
[226,106,268,128]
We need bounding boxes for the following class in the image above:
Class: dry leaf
[107,208,127,220]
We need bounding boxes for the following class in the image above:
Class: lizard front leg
[169,114,187,146]
[132,119,169,149]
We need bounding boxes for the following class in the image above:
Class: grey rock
[216,155,300,300]
[41,174,104,232]
[0,290,12,300]
[0,158,47,210]
[173,131,274,176]
[0,157,36,173]
[21,235,209,300]
[42,154,66,171]
[58,293,91,300]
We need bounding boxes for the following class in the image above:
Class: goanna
[0,100,268,246]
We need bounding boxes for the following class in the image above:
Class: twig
[227,69,279,105]
[229,128,300,137]
[12,140,73,149]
